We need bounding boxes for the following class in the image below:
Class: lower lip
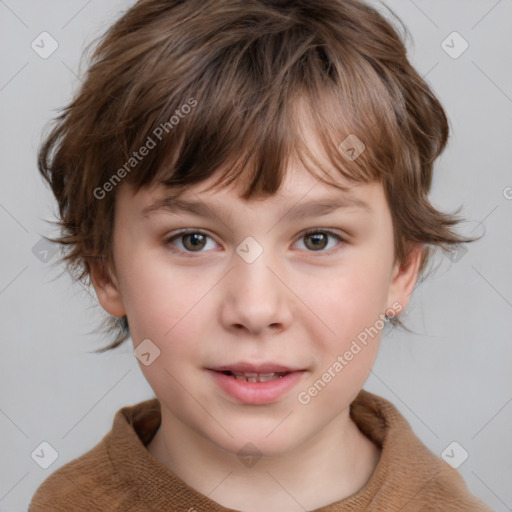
[208,370,306,405]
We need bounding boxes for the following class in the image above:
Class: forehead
[122,162,386,226]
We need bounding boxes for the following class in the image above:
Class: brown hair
[38,0,480,351]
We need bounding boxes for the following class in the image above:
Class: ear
[386,243,424,312]
[90,259,126,318]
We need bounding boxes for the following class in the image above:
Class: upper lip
[209,362,304,374]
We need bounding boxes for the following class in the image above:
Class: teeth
[231,372,286,383]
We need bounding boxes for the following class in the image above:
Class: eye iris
[305,233,327,250]
[183,233,206,251]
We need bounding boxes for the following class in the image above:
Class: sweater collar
[106,389,445,510]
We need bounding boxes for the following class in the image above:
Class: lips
[207,364,307,404]
[209,363,304,383]
[209,362,302,374]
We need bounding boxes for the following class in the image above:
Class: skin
[91,149,422,511]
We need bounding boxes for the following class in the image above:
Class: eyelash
[163,228,346,257]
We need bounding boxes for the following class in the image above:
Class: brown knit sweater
[29,389,492,511]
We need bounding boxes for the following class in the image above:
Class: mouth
[216,370,291,383]
[209,362,303,374]
[207,363,307,404]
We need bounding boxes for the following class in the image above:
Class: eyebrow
[141,194,371,223]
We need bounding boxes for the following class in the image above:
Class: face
[92,157,421,460]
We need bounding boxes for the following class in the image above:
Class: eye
[164,230,219,254]
[164,228,345,256]
[294,229,345,254]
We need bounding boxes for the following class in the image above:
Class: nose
[220,249,293,337]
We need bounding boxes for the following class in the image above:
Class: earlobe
[387,244,424,312]
[90,260,126,318]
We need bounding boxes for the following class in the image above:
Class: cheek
[300,256,392,393]
[125,263,211,397]
[316,257,391,336]
[117,251,208,346]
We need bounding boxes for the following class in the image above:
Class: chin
[212,425,302,459]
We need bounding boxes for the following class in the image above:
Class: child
[30,0,492,510]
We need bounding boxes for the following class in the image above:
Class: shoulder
[28,437,136,511]
[29,398,161,512]
[412,464,493,511]
[350,390,493,511]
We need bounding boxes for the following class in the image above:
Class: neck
[147,407,381,512]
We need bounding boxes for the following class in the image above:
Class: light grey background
[1,1,511,510]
